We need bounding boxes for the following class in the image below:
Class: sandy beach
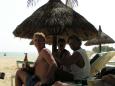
[0,56,36,86]
[0,52,115,86]
[0,57,17,86]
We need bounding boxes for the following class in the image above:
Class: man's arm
[42,48,57,83]
[62,51,85,68]
[53,51,61,66]
[53,50,70,66]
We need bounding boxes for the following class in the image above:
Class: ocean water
[0,52,37,57]
[0,52,37,61]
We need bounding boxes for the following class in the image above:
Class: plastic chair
[90,51,115,76]
[11,60,34,86]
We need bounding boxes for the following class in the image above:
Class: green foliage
[92,46,115,53]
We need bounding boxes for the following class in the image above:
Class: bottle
[22,53,29,69]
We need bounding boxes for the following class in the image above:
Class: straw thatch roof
[85,26,115,46]
[85,32,115,46]
[85,25,115,53]
[13,0,97,45]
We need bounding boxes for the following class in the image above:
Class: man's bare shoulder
[41,48,52,55]
[40,48,56,64]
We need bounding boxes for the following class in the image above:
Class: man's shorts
[26,74,39,86]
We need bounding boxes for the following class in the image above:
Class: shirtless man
[15,32,57,86]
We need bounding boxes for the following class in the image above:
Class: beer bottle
[22,53,29,69]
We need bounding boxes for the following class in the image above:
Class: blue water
[0,52,37,58]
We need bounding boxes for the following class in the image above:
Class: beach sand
[0,53,115,86]
[0,56,36,86]
[0,57,17,86]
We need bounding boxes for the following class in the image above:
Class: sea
[1,51,115,62]
[0,52,38,61]
[0,52,37,57]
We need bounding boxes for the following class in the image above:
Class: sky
[0,0,115,53]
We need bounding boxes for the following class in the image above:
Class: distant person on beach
[15,32,58,86]
[61,35,91,82]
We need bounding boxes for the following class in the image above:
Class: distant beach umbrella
[85,25,115,53]
[13,0,97,53]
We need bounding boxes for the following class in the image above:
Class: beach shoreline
[0,52,115,86]
[0,55,37,86]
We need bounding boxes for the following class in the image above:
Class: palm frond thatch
[66,0,78,8]
[85,25,115,53]
[13,0,97,52]
[27,0,39,7]
[14,0,97,41]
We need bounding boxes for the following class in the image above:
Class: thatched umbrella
[13,0,98,53]
[85,25,115,53]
